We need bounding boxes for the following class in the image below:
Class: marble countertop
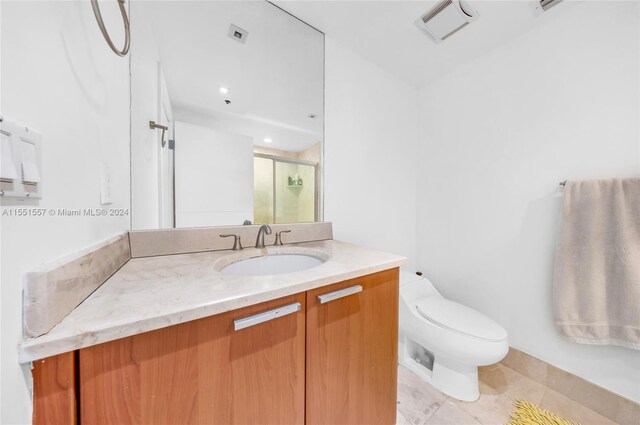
[20,240,406,362]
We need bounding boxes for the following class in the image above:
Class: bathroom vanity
[23,234,404,425]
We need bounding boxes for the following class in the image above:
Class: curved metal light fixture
[91,0,130,57]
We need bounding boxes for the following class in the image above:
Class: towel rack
[91,0,130,57]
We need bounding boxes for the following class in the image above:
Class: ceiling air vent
[228,24,249,44]
[416,0,479,43]
[538,0,564,12]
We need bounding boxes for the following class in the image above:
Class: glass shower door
[253,157,274,224]
[274,161,316,223]
[253,156,317,224]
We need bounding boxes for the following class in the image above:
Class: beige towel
[553,178,640,350]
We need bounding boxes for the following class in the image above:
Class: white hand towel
[553,178,640,350]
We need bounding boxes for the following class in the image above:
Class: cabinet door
[306,268,399,425]
[80,293,305,425]
[32,352,77,425]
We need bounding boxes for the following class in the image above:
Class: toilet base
[399,339,480,402]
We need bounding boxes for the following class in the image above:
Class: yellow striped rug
[507,400,580,425]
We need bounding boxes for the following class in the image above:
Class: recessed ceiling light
[264,138,272,143]
[219,86,229,95]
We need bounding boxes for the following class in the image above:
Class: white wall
[174,121,254,227]
[130,3,174,230]
[324,38,419,268]
[0,1,130,424]
[158,76,174,229]
[416,1,640,402]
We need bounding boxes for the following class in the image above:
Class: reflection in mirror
[130,1,324,230]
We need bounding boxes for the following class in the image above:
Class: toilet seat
[415,298,507,342]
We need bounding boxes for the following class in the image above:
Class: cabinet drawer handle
[317,285,363,304]
[234,302,301,331]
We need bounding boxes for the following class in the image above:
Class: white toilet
[398,271,508,402]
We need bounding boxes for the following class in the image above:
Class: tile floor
[396,363,621,425]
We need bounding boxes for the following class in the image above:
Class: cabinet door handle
[317,285,363,304]
[234,302,301,331]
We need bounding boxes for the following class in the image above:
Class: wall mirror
[129,1,324,230]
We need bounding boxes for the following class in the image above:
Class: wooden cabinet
[306,268,399,425]
[32,352,77,425]
[33,268,399,425]
[79,293,306,425]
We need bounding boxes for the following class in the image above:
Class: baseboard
[500,347,639,425]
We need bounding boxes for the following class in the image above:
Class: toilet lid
[415,298,507,342]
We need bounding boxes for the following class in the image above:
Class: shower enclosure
[254,154,318,224]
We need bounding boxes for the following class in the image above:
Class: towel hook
[91,0,130,57]
[149,121,169,147]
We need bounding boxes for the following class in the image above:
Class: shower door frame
[254,153,320,223]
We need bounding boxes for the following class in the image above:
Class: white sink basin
[220,252,326,276]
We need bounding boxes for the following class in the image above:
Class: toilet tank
[399,271,442,299]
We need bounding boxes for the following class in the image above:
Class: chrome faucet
[255,224,272,248]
